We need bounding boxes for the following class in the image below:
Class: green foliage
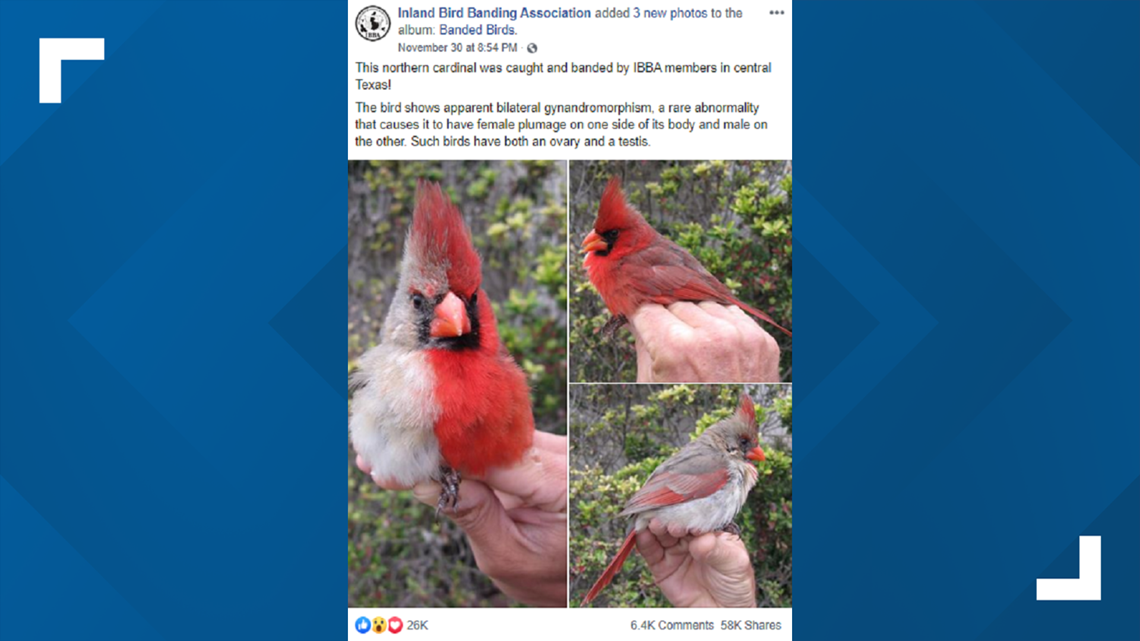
[347,161,567,607]
[569,161,793,382]
[570,384,792,607]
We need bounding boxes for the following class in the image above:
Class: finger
[631,303,699,383]
[717,302,750,324]
[718,304,779,383]
[696,301,742,326]
[505,505,568,527]
[689,532,749,571]
[667,301,720,330]
[363,460,413,491]
[355,454,371,475]
[647,518,678,547]
[412,479,516,548]
[629,303,676,333]
[666,522,689,539]
[356,455,416,491]
[629,304,686,351]
[635,338,655,383]
[687,532,719,563]
[533,431,567,456]
[478,445,567,512]
[372,476,414,491]
[635,528,666,566]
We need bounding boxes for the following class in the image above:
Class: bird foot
[598,314,628,339]
[436,465,461,515]
[720,522,741,537]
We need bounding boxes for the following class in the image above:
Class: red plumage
[582,176,791,337]
[429,294,534,475]
[737,392,756,424]
[581,530,636,605]
[413,184,534,475]
[411,180,482,297]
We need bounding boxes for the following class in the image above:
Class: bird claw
[598,314,628,339]
[435,465,461,515]
[721,522,741,537]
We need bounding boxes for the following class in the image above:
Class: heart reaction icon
[389,617,404,634]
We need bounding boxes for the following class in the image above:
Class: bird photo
[570,161,793,383]
[350,179,535,509]
[347,161,567,608]
[570,384,793,608]
[582,177,791,339]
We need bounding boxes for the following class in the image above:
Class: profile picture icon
[371,617,388,633]
[354,617,371,634]
[356,6,391,41]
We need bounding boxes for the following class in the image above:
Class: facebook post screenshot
[3,2,1136,641]
[348,1,792,638]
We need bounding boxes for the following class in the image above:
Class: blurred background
[347,160,567,607]
[569,161,793,382]
[569,384,793,608]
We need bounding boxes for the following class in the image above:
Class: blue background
[794,2,1138,640]
[0,1,1136,640]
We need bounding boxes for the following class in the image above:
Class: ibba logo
[355,6,391,41]
[354,617,371,634]
[371,617,387,633]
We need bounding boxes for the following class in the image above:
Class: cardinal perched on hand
[581,176,791,338]
[349,181,534,512]
[581,392,765,606]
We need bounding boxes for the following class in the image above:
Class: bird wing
[619,445,728,515]
[622,235,792,336]
[622,238,735,304]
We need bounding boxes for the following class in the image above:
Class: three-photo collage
[348,160,792,610]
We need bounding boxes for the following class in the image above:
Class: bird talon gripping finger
[350,181,534,517]
[437,465,461,513]
[721,522,741,537]
[598,313,628,338]
[581,392,767,606]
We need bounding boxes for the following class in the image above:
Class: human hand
[356,431,568,607]
[636,519,757,608]
[628,302,780,382]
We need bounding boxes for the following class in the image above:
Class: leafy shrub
[570,384,792,608]
[569,161,793,382]
[347,160,566,607]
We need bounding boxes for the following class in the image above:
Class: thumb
[412,479,514,547]
[688,532,757,608]
[689,532,749,574]
[478,443,567,513]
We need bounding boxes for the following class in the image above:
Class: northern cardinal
[580,176,791,337]
[581,392,765,605]
[349,181,534,511]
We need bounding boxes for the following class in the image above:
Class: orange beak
[580,230,608,254]
[746,446,766,462]
[429,291,470,338]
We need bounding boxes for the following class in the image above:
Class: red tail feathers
[581,530,637,606]
[732,297,792,337]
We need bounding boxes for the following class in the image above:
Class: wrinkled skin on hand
[357,431,568,607]
[629,302,780,383]
[637,517,757,608]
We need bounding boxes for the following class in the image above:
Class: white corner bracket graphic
[39,38,104,103]
[1036,535,1101,601]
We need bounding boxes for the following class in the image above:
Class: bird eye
[411,293,425,310]
[469,291,478,305]
[740,437,750,449]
